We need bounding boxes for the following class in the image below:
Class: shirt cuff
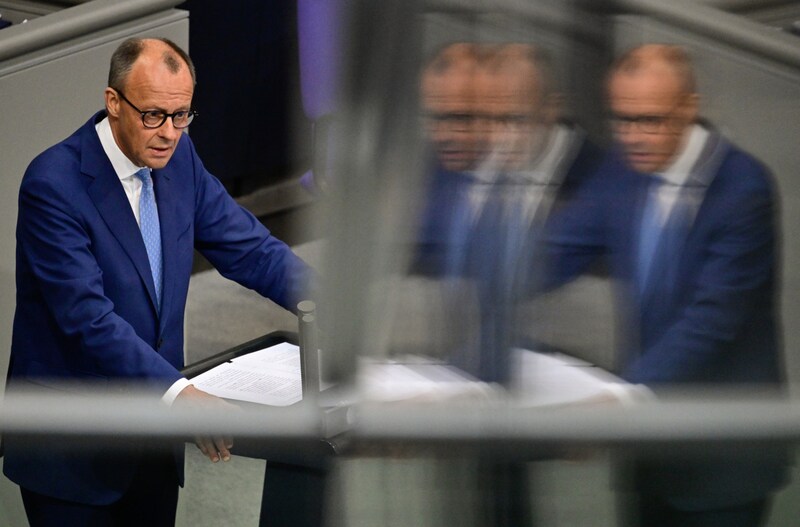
[162,377,192,406]
[603,382,656,406]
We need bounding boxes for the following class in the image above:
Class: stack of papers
[191,342,303,406]
[191,343,632,408]
[511,349,627,407]
[357,359,496,403]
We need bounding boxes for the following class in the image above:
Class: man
[414,42,488,279]
[414,43,610,527]
[4,38,312,526]
[417,43,607,384]
[545,44,787,527]
[420,42,488,175]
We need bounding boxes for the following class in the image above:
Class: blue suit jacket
[4,111,311,505]
[413,134,609,383]
[414,133,607,280]
[545,129,787,508]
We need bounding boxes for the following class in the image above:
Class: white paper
[511,349,628,407]
[358,351,631,407]
[191,342,302,406]
[358,359,495,403]
[192,343,633,408]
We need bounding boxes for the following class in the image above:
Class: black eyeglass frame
[608,99,686,135]
[114,89,198,129]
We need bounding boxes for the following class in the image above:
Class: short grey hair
[610,44,697,94]
[108,37,196,91]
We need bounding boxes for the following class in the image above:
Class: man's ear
[104,88,121,118]
[541,92,564,126]
[681,92,700,124]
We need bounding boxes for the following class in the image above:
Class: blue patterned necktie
[466,178,532,385]
[134,167,163,313]
[637,175,664,295]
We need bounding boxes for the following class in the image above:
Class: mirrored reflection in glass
[331,2,799,526]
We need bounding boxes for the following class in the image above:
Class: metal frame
[0,0,185,62]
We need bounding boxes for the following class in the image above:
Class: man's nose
[616,126,645,146]
[158,118,182,140]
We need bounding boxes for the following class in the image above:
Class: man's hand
[175,384,238,463]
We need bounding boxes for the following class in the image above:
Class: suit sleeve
[623,172,778,384]
[188,141,313,312]
[539,171,610,290]
[17,169,183,390]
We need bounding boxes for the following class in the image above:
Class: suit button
[157,338,164,350]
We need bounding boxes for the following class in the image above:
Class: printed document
[191,342,302,406]
[191,343,635,408]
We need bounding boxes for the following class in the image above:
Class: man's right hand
[175,384,238,463]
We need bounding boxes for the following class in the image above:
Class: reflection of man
[413,43,612,526]
[546,44,786,527]
[4,38,311,526]
[417,43,608,383]
[415,43,487,278]
[420,42,487,173]
[414,44,611,526]
[466,44,610,384]
[475,43,560,173]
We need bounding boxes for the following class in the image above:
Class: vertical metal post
[319,0,425,385]
[298,299,321,399]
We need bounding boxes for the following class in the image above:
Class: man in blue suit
[416,43,608,384]
[414,43,611,526]
[545,44,787,527]
[4,37,311,526]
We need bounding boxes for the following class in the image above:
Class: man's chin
[625,154,662,174]
[144,149,174,169]
[440,155,475,173]
[145,160,171,170]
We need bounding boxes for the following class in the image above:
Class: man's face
[608,68,697,173]
[422,68,487,172]
[105,46,194,169]
[478,61,548,171]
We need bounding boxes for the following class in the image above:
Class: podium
[182,330,338,527]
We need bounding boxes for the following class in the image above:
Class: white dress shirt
[95,117,191,404]
[469,123,577,226]
[651,124,709,226]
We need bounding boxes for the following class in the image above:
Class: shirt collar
[656,123,709,186]
[95,116,148,180]
[471,123,573,185]
[527,123,572,185]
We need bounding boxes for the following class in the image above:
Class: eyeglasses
[484,112,538,129]
[424,111,537,132]
[115,89,197,129]
[424,112,481,132]
[608,101,684,135]
[609,114,674,135]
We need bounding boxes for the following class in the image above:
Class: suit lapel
[82,116,160,316]
[638,128,730,314]
[634,175,662,308]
